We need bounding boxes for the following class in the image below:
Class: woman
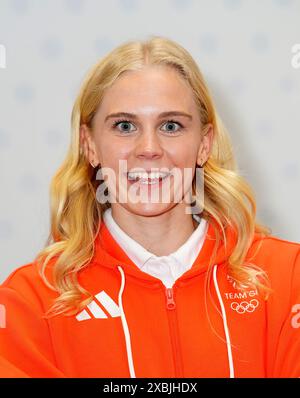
[0,35,299,378]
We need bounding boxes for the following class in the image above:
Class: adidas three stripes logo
[76,290,121,321]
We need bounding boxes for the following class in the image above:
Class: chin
[122,202,176,218]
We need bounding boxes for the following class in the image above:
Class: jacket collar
[102,207,208,273]
[93,215,247,285]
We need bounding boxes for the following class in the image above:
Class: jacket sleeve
[272,248,300,377]
[0,285,65,378]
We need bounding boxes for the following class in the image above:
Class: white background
[0,0,299,282]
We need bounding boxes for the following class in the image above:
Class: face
[80,65,213,218]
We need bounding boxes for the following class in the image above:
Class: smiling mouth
[126,171,171,185]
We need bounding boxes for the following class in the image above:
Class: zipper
[165,286,184,377]
[165,287,176,310]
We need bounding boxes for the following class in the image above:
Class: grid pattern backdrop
[0,0,299,282]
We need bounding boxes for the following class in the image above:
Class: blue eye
[161,120,183,133]
[111,119,135,133]
[111,119,183,134]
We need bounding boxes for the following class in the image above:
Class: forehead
[98,65,198,117]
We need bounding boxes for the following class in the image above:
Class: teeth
[127,171,170,181]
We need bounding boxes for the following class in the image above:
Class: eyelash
[111,119,184,134]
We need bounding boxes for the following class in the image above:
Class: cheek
[167,145,198,168]
[95,138,131,167]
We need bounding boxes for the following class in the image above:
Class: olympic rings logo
[230,299,259,314]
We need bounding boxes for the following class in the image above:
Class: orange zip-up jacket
[0,220,300,378]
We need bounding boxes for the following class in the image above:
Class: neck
[110,204,198,256]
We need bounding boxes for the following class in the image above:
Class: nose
[134,129,164,161]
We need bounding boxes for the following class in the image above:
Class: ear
[196,123,214,166]
[80,124,101,167]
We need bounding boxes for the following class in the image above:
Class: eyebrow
[104,111,193,123]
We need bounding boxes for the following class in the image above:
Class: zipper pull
[165,287,176,310]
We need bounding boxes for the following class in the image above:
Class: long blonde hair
[35,35,272,318]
